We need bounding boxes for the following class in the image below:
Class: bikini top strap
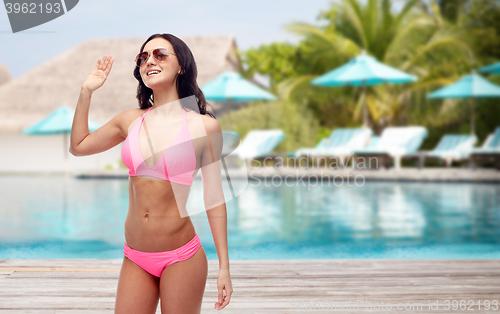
[141,107,153,120]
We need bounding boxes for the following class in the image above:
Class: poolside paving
[2,164,500,183]
[244,166,500,183]
[0,259,499,313]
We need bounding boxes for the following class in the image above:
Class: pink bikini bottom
[123,233,201,278]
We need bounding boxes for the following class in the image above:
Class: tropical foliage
[218,0,500,151]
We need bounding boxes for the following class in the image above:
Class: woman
[69,33,232,313]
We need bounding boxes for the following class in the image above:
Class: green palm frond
[342,0,368,48]
[276,75,318,102]
[285,21,360,59]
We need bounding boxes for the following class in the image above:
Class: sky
[0,0,333,78]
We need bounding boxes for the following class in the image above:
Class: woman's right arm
[69,55,125,157]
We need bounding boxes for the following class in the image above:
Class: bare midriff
[123,175,196,252]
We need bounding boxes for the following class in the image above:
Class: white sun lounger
[232,129,285,167]
[470,127,500,170]
[425,134,478,167]
[353,126,428,169]
[295,128,372,167]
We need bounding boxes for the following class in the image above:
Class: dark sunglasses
[135,48,176,67]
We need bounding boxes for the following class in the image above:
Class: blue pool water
[0,175,499,259]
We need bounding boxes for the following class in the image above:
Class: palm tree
[278,0,474,131]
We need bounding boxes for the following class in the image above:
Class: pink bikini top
[121,106,196,186]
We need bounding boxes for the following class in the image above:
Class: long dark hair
[133,33,215,118]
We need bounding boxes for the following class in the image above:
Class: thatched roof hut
[0,64,10,87]
[0,35,241,134]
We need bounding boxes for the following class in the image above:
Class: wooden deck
[0,259,499,313]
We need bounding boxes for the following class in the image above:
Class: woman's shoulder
[117,108,148,138]
[199,114,221,133]
[184,108,220,131]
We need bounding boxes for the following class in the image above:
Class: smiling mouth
[147,70,161,76]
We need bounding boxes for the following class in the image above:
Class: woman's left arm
[207,203,231,311]
[200,117,233,310]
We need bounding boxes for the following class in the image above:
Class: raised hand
[82,55,114,93]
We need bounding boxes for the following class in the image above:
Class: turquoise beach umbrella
[23,105,101,176]
[23,106,101,135]
[428,73,500,98]
[311,51,417,127]
[479,62,500,75]
[200,71,277,102]
[428,72,500,135]
[201,70,276,132]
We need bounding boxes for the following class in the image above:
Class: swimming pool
[0,175,499,259]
